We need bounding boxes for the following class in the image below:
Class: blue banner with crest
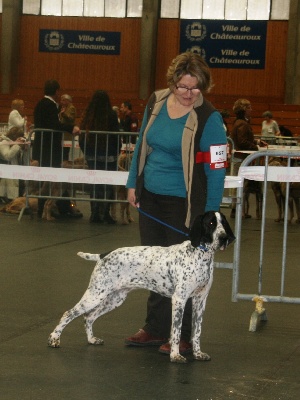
[39,29,121,55]
[180,20,267,69]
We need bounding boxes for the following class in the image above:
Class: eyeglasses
[175,85,201,95]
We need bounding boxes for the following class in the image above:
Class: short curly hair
[233,99,251,115]
[11,99,24,110]
[166,52,213,93]
[262,111,273,118]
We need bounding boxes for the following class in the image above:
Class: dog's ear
[220,213,235,245]
[189,215,204,247]
[189,212,216,248]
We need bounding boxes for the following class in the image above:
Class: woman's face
[244,103,252,119]
[15,103,24,112]
[173,75,201,107]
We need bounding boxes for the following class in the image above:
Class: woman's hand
[72,126,80,135]
[127,188,139,208]
[259,140,268,147]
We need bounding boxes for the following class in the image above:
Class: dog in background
[42,158,87,221]
[48,211,235,364]
[243,179,263,219]
[116,152,134,225]
[0,197,38,215]
[280,182,300,223]
[269,157,300,223]
[0,159,40,215]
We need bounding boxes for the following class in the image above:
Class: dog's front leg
[191,293,211,361]
[169,296,187,363]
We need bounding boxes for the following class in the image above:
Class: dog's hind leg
[48,304,86,347]
[272,183,283,222]
[84,289,130,345]
[48,289,113,348]
[256,193,263,220]
[243,192,250,218]
[293,197,300,223]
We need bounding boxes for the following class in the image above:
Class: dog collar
[198,244,208,252]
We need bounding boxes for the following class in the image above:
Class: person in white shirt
[261,111,280,140]
[8,99,28,132]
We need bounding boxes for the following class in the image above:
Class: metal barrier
[16,129,138,220]
[254,134,300,147]
[0,129,237,221]
[232,149,300,332]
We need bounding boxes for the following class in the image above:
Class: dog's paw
[88,337,104,345]
[193,351,211,361]
[170,354,188,364]
[48,334,60,348]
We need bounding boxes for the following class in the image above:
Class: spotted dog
[48,211,235,363]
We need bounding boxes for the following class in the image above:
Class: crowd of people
[0,78,141,221]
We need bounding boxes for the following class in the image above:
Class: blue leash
[137,208,207,251]
[137,207,189,237]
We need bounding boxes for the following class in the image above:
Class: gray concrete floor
[0,193,300,400]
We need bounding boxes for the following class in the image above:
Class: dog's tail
[77,252,101,262]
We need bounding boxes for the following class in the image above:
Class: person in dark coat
[32,79,80,217]
[79,90,120,223]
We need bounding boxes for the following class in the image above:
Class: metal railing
[231,149,300,331]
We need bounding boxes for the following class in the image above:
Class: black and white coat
[48,211,235,363]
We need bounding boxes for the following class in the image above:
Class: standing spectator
[32,79,80,218]
[261,111,280,142]
[125,52,227,356]
[59,94,77,161]
[8,99,29,133]
[79,90,120,224]
[230,99,267,218]
[120,101,138,144]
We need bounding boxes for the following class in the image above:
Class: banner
[39,29,121,55]
[180,20,267,69]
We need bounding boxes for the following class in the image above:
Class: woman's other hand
[127,188,139,208]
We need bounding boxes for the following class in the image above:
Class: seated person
[0,127,28,201]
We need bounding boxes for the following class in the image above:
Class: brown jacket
[230,118,258,159]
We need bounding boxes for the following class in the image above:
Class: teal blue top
[126,101,226,211]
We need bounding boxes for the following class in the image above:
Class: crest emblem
[186,22,207,42]
[44,31,64,51]
[187,46,206,60]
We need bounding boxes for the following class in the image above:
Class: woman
[125,52,227,355]
[8,99,28,132]
[230,99,267,218]
[261,111,280,140]
[80,90,120,223]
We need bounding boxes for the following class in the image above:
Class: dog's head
[189,211,235,251]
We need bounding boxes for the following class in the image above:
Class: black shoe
[51,209,63,219]
[89,214,103,223]
[67,209,83,218]
[104,214,116,224]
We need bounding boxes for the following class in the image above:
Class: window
[18,0,291,20]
